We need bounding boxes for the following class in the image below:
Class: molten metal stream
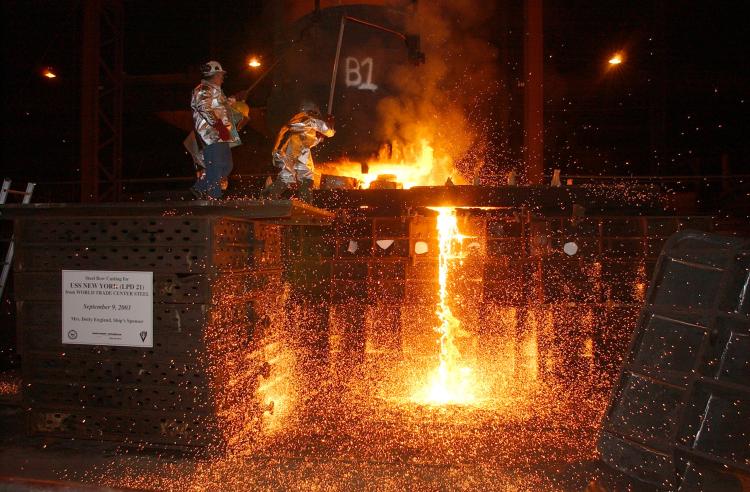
[413,207,476,405]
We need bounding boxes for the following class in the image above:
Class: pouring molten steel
[412,207,478,405]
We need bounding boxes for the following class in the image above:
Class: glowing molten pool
[318,139,459,189]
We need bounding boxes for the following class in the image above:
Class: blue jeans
[192,142,233,199]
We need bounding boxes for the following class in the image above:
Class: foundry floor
[0,371,656,492]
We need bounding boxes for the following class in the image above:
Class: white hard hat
[201,60,226,77]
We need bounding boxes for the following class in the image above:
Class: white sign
[62,270,153,347]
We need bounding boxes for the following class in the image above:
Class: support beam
[80,0,123,202]
[523,0,544,185]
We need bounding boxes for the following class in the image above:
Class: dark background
[1,0,747,189]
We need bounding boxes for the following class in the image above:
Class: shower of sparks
[58,211,646,491]
[0,373,21,398]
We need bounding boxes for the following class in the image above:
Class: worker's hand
[213,121,231,141]
[326,114,335,129]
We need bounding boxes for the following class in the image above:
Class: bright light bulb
[42,68,57,79]
[608,54,623,65]
[247,57,261,68]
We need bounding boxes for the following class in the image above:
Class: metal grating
[28,408,215,446]
[17,217,211,245]
[12,211,287,447]
[285,211,716,380]
[598,230,750,488]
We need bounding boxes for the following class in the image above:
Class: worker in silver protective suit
[190,60,241,199]
[263,102,335,202]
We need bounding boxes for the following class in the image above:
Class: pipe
[327,16,347,116]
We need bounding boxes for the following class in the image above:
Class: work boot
[262,178,288,199]
[298,178,314,203]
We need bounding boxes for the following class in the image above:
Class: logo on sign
[67,330,78,340]
[139,331,148,342]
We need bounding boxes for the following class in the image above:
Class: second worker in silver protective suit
[264,102,335,202]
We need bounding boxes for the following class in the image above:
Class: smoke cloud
[376,0,501,182]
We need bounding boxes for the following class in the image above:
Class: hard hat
[299,100,321,116]
[201,60,226,77]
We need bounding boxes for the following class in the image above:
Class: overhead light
[247,57,261,69]
[608,53,623,65]
[42,67,57,79]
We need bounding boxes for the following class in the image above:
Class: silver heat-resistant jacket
[273,111,335,184]
[191,81,239,147]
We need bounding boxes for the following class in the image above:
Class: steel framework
[80,0,123,202]
[523,0,543,185]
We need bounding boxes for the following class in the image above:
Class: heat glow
[319,139,459,189]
